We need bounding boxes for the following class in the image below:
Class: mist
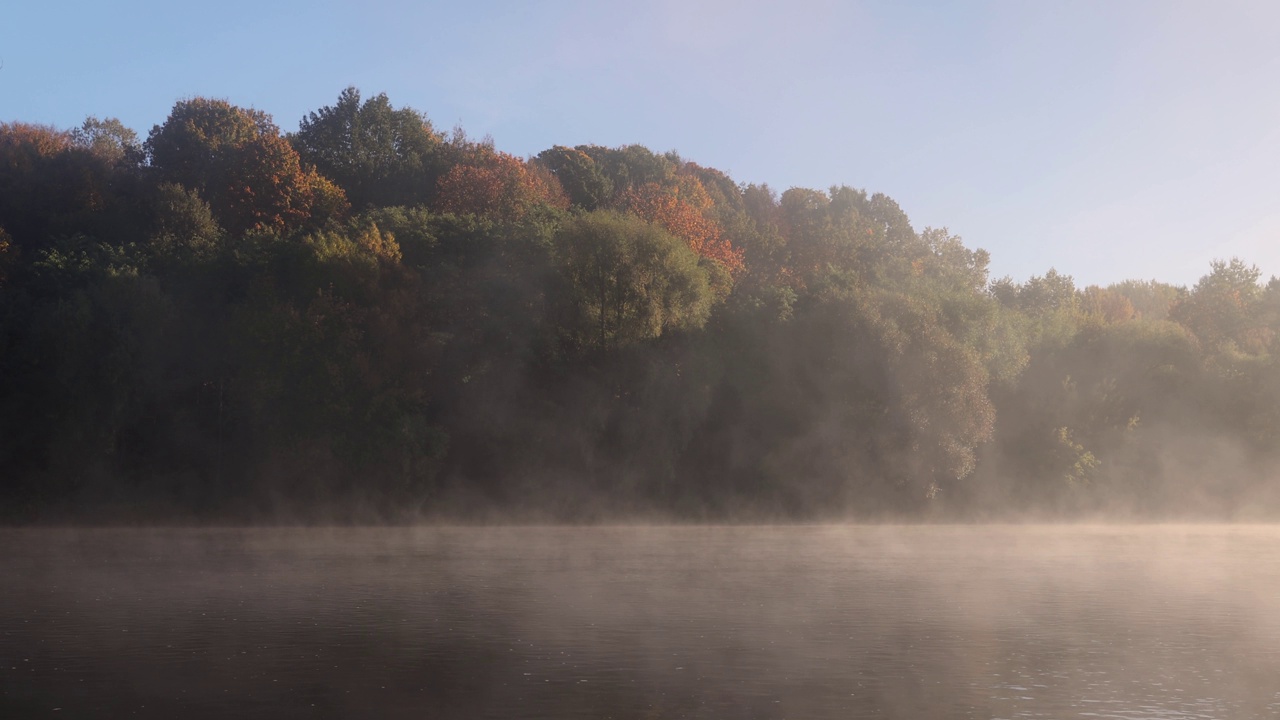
[9,3,1280,712]
[6,525,1280,718]
[4,97,1280,524]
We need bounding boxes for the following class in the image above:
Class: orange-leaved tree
[436,147,567,221]
[147,98,348,235]
[618,179,745,276]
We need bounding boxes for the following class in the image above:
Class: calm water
[3,525,1280,719]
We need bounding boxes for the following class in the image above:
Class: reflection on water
[3,525,1280,719]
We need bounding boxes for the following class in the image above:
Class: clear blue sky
[4,0,1278,287]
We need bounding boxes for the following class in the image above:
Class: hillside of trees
[4,88,1280,522]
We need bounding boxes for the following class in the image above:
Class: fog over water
[7,8,1280,719]
[9,84,1280,720]
[4,525,1280,719]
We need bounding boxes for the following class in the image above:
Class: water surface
[3,525,1280,718]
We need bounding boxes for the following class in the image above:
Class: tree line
[3,88,1279,522]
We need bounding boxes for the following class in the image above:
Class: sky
[3,0,1279,287]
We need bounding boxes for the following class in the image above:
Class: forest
[3,88,1280,522]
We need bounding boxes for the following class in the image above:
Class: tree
[1005,269,1079,317]
[534,146,614,210]
[775,187,849,285]
[0,121,140,251]
[435,147,567,220]
[704,278,996,514]
[292,87,446,209]
[839,286,996,492]
[619,181,745,276]
[0,123,74,248]
[734,183,788,280]
[147,183,223,263]
[147,98,348,235]
[915,227,990,292]
[577,144,676,196]
[1171,258,1266,352]
[71,117,142,165]
[1108,279,1182,321]
[1081,286,1136,324]
[553,211,713,353]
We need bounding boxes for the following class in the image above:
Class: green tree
[577,144,676,197]
[71,117,142,165]
[148,183,223,264]
[292,87,446,209]
[535,146,614,211]
[1171,258,1265,352]
[1108,279,1183,321]
[553,211,712,353]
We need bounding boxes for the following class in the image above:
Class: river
[3,525,1279,718]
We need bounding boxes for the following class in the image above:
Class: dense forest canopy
[4,88,1280,522]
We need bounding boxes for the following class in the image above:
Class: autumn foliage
[436,148,568,220]
[12,87,1280,523]
[0,122,74,163]
[619,180,745,275]
[147,99,348,235]
[0,122,124,249]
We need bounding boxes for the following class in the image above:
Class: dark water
[3,525,1280,719]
